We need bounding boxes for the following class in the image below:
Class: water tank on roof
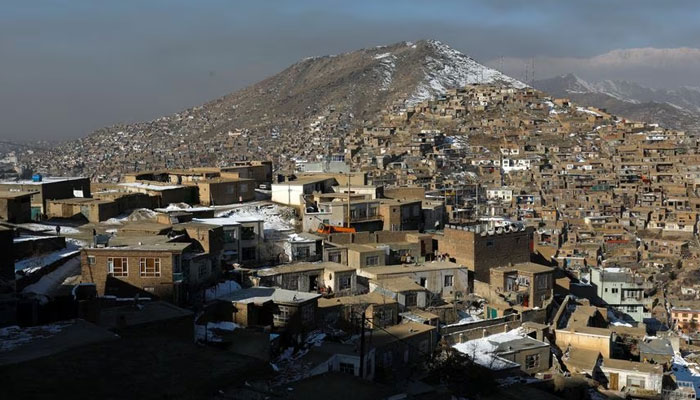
[32,173,42,182]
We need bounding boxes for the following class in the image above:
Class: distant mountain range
[534,73,700,133]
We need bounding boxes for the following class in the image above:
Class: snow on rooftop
[0,176,85,185]
[22,257,81,303]
[199,203,295,233]
[15,243,81,274]
[452,328,527,370]
[118,182,183,191]
[19,223,80,234]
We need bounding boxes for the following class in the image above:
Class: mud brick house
[196,178,255,205]
[220,287,320,338]
[0,191,34,223]
[0,176,91,218]
[437,223,533,282]
[256,261,357,296]
[488,262,555,311]
[80,241,214,304]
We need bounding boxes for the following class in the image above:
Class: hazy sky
[2,0,700,141]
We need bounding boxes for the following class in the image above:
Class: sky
[2,0,700,141]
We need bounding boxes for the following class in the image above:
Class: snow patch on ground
[374,53,397,91]
[0,321,71,352]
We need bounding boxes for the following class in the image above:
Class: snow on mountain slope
[409,40,526,105]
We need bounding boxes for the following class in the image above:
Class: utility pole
[359,312,366,378]
[347,171,351,228]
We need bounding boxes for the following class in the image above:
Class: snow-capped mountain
[534,74,700,133]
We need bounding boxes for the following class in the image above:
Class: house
[80,241,214,305]
[0,176,91,218]
[318,292,398,330]
[116,181,196,208]
[196,216,264,265]
[346,244,386,268]
[0,191,34,223]
[639,337,674,367]
[436,223,532,282]
[219,287,320,338]
[271,176,338,207]
[357,260,472,302]
[368,322,438,379]
[257,261,357,296]
[488,262,555,310]
[301,342,376,380]
[590,267,653,322]
[196,178,255,205]
[378,199,423,231]
[370,277,429,310]
[671,307,700,332]
[599,358,663,396]
[453,328,551,375]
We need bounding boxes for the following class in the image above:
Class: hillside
[16,40,523,180]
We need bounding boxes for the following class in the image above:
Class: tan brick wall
[81,249,177,300]
[438,227,531,281]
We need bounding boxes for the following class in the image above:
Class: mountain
[17,40,525,179]
[534,74,700,132]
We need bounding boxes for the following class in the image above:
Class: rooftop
[220,287,321,305]
[0,176,86,186]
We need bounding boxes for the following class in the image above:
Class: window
[294,246,310,259]
[241,226,256,240]
[339,275,351,290]
[626,376,646,388]
[444,275,454,287]
[612,288,619,294]
[366,255,379,266]
[339,362,355,375]
[87,256,96,266]
[405,293,417,307]
[328,251,341,263]
[419,277,427,287]
[274,305,291,325]
[143,287,155,293]
[108,257,128,277]
[627,305,637,313]
[139,258,161,277]
[223,229,237,243]
[525,354,540,369]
